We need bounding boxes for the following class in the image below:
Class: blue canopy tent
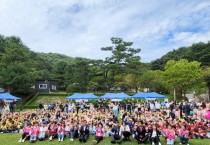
[132,92,166,99]
[144,92,166,98]
[0,93,22,101]
[101,92,130,100]
[66,93,99,100]
[115,92,131,99]
[132,92,146,98]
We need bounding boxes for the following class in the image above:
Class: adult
[79,120,89,142]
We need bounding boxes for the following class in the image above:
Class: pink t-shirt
[30,126,40,136]
[23,127,30,134]
[96,128,104,137]
[50,125,57,133]
[57,126,64,134]
[166,129,175,140]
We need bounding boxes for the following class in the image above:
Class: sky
[0,0,210,62]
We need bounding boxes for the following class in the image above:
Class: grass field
[28,95,67,106]
[0,133,209,145]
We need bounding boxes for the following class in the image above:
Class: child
[57,123,65,142]
[49,121,57,141]
[30,123,40,143]
[18,123,31,143]
[69,122,79,141]
[94,123,104,144]
[178,125,189,145]
[38,123,48,141]
[89,122,96,135]
[166,125,175,145]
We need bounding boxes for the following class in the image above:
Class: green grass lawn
[28,95,67,106]
[0,133,209,145]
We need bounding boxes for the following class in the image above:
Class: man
[79,120,89,142]
[110,121,121,144]
[182,102,191,118]
[133,121,146,143]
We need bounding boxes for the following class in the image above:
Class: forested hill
[37,52,76,65]
[151,41,210,70]
[0,35,93,93]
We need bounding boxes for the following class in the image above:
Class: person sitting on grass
[29,122,40,143]
[49,121,57,141]
[117,121,131,144]
[133,121,146,143]
[165,125,175,145]
[93,123,104,144]
[149,125,161,145]
[38,123,48,141]
[178,125,189,145]
[69,122,79,141]
[89,121,96,135]
[57,123,65,142]
[110,121,121,144]
[18,123,31,143]
[79,120,89,142]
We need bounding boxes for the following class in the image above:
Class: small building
[35,80,58,92]
[0,88,5,93]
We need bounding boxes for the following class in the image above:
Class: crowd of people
[0,99,210,145]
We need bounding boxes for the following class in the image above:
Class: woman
[149,125,161,145]
[118,122,131,144]
[94,123,104,144]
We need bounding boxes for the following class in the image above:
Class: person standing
[113,103,119,117]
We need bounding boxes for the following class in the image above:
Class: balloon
[132,98,134,101]
[205,110,210,119]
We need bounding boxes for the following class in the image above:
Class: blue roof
[132,92,166,99]
[101,92,130,99]
[0,93,22,101]
[132,92,145,98]
[66,93,99,100]
[145,92,166,98]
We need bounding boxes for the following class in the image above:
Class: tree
[163,59,203,100]
[0,62,33,93]
[0,36,34,94]
[203,67,210,100]
[124,74,140,92]
[65,58,91,92]
[138,70,167,93]
[101,37,141,86]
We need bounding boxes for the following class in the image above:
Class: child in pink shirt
[18,123,31,143]
[95,123,104,144]
[49,122,58,141]
[30,123,40,143]
[166,125,175,145]
[57,123,65,142]
[178,125,189,145]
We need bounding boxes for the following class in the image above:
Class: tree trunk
[135,87,138,93]
[174,88,176,101]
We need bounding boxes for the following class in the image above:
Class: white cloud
[0,0,210,62]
